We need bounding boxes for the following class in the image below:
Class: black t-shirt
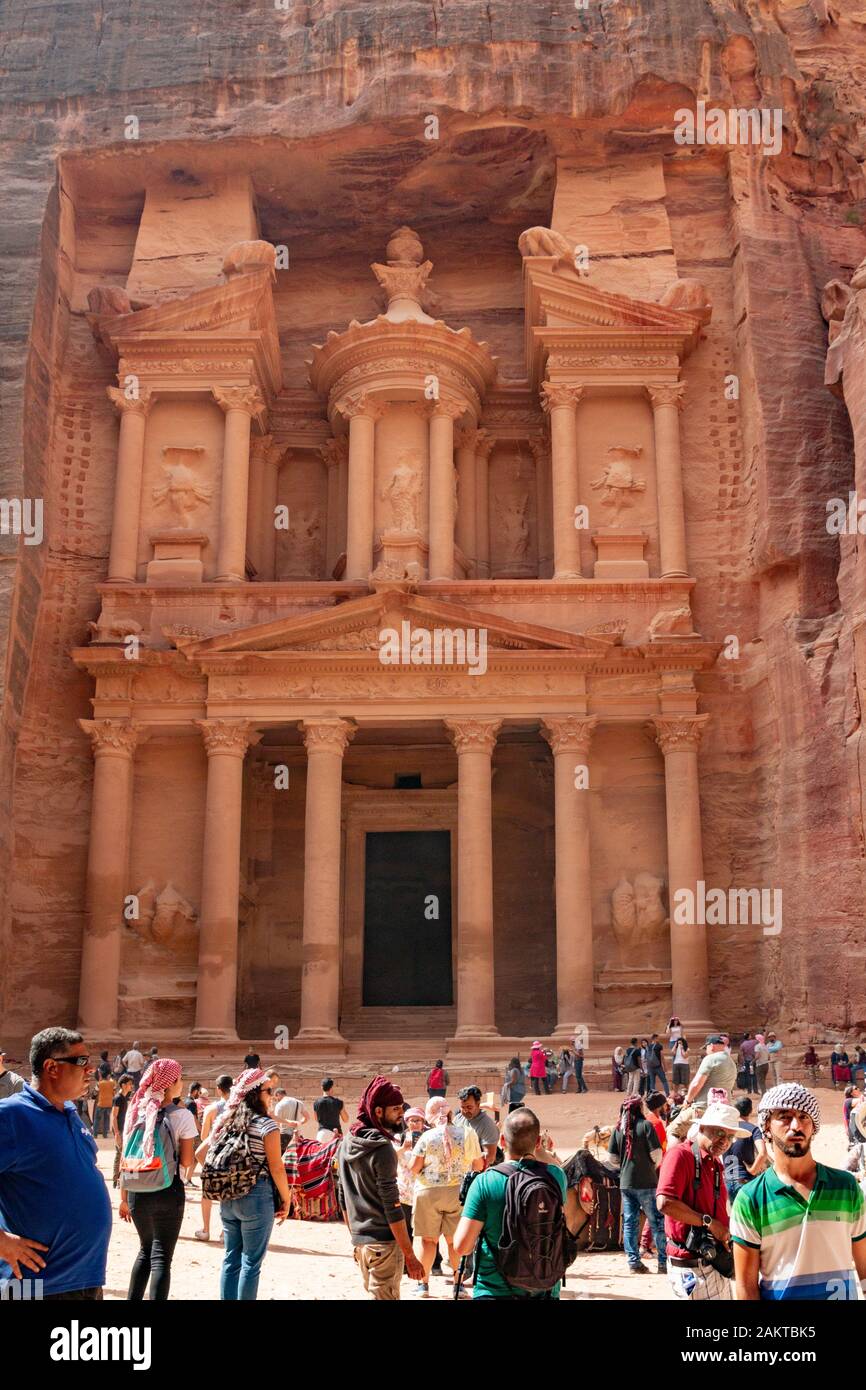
[243,1054,260,1070]
[608,1118,662,1189]
[112,1091,129,1134]
[314,1095,344,1133]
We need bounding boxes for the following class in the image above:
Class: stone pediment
[171,590,617,659]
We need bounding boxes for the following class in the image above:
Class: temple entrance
[362,830,453,1006]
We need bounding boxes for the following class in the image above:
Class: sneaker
[628,1262,650,1274]
[414,1282,429,1298]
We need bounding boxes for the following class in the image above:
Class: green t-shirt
[693,1050,737,1104]
[462,1160,568,1300]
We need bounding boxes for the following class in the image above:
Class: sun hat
[696,1102,751,1137]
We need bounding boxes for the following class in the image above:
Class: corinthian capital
[541,715,598,755]
[430,398,464,422]
[474,429,496,461]
[212,386,266,420]
[445,717,502,755]
[319,437,349,468]
[197,719,263,756]
[107,385,153,417]
[299,718,356,755]
[541,382,583,414]
[80,718,148,757]
[339,392,387,422]
[650,714,709,754]
[646,382,686,411]
[249,432,274,464]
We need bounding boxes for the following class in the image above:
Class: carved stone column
[542,716,599,1034]
[445,718,502,1040]
[647,383,688,578]
[428,400,461,580]
[193,719,262,1040]
[344,394,382,582]
[541,382,583,579]
[529,438,552,579]
[259,440,283,582]
[106,387,153,583]
[246,432,271,578]
[454,426,478,575]
[77,720,148,1035]
[296,718,355,1044]
[320,437,347,580]
[651,715,711,1027]
[474,430,495,580]
[213,387,265,583]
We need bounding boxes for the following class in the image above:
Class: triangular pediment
[172,589,622,660]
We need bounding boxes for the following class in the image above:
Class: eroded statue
[591,446,646,516]
[648,605,696,639]
[152,447,213,526]
[381,453,422,532]
[611,872,667,964]
[128,880,198,950]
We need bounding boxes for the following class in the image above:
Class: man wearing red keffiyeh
[339,1075,425,1298]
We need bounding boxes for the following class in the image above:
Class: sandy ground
[98,1086,850,1301]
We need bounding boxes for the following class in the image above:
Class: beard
[775,1134,811,1157]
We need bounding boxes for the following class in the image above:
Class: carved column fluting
[343,395,381,582]
[259,441,283,582]
[541,382,583,579]
[454,426,478,575]
[77,720,148,1034]
[321,437,347,580]
[542,716,599,1034]
[529,438,552,579]
[651,715,711,1025]
[296,719,355,1042]
[428,400,461,581]
[106,387,153,583]
[246,432,271,578]
[647,383,688,578]
[474,431,495,580]
[445,718,502,1039]
[213,387,264,583]
[193,719,262,1039]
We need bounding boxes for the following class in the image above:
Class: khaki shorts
[354,1241,404,1300]
[412,1183,462,1241]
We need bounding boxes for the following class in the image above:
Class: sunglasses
[50,1055,91,1068]
[702,1127,734,1142]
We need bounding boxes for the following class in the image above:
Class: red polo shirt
[656,1141,728,1258]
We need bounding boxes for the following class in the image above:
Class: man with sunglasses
[0,1027,112,1300]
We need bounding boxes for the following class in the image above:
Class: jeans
[560,1069,576,1093]
[621,1187,667,1269]
[220,1176,275,1301]
[647,1066,669,1096]
[531,1076,550,1095]
[625,1069,642,1095]
[93,1105,112,1138]
[575,1059,588,1093]
[127,1174,186,1300]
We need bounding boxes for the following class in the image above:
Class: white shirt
[163,1106,199,1145]
[274,1096,307,1133]
[123,1050,145,1072]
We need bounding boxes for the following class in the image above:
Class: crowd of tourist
[0,1024,865,1303]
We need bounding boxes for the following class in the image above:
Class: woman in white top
[193,1073,233,1242]
[119,1057,198,1300]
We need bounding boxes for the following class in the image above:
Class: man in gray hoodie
[339,1074,425,1299]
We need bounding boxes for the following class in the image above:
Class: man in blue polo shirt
[0,1027,112,1300]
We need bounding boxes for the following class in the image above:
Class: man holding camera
[655,1101,749,1300]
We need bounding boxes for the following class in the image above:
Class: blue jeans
[621,1187,667,1269]
[93,1105,112,1137]
[647,1066,669,1096]
[220,1177,275,1300]
[575,1059,588,1093]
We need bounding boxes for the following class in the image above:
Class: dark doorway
[362,830,453,1006]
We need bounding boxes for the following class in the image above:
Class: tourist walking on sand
[314,1076,348,1140]
[408,1097,484,1296]
[205,1068,290,1301]
[455,1085,500,1165]
[646,1034,670,1096]
[194,1073,232,1241]
[274,1087,310,1154]
[754,1034,770,1094]
[738,1032,757,1094]
[607,1095,667,1276]
[119,1057,197,1301]
[685,1035,737,1109]
[338,1075,425,1300]
[623,1037,643,1096]
[426,1059,449,1098]
[110,1074,134,1189]
[732,1083,866,1300]
[612,1044,625,1091]
[656,1101,747,1301]
[0,1047,25,1100]
[394,1107,427,1239]
[0,1027,111,1299]
[122,1041,146,1091]
[766,1032,783,1085]
[529,1041,550,1096]
[501,1056,526,1112]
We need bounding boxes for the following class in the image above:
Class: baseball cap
[705,1033,725,1045]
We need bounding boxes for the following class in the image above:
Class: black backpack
[493,1160,578,1294]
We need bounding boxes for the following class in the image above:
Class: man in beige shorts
[408,1096,485,1297]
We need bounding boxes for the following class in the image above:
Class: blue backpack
[120,1108,178,1192]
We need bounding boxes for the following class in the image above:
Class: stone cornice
[115,331,280,404]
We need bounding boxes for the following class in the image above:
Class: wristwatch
[702,1213,713,1228]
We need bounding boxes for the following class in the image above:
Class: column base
[552,569,583,581]
[190,1027,241,1044]
[660,569,690,580]
[291,1028,349,1056]
[213,573,246,584]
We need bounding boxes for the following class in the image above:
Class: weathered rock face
[2,0,866,1045]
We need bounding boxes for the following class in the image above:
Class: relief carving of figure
[648,605,696,639]
[611,872,667,965]
[381,452,422,532]
[289,510,322,574]
[128,880,198,951]
[591,446,646,516]
[496,491,530,560]
[152,447,213,527]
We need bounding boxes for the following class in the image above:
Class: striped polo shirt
[730,1162,866,1300]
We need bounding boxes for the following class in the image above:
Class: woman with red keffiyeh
[118,1057,197,1301]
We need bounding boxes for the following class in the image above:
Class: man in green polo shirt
[731,1083,866,1300]
[452,1107,582,1299]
